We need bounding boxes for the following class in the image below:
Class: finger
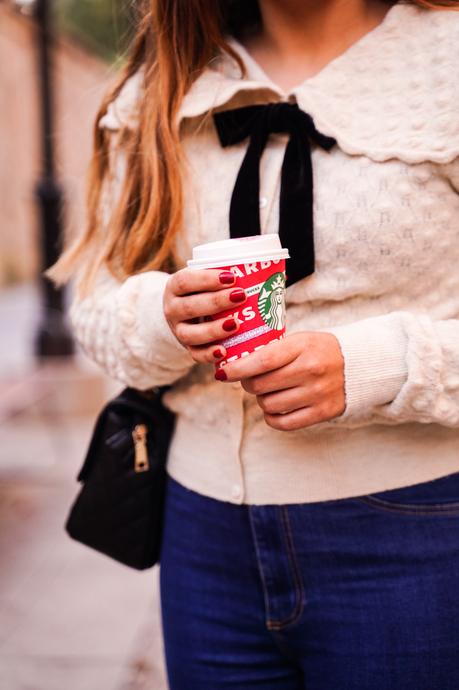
[221,340,295,382]
[188,343,227,365]
[175,314,240,348]
[173,286,247,321]
[256,386,315,416]
[241,359,306,396]
[170,268,236,297]
[264,405,327,432]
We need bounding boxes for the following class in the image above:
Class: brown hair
[48,0,459,295]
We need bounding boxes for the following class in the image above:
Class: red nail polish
[215,368,227,381]
[229,288,246,303]
[212,348,223,359]
[219,271,235,285]
[222,318,237,332]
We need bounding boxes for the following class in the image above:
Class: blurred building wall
[0,3,113,286]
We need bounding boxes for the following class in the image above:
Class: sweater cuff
[325,312,409,420]
[117,270,195,370]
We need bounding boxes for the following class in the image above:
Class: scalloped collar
[100,2,459,163]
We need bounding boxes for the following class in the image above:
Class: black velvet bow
[213,102,336,287]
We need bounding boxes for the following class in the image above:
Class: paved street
[0,283,168,690]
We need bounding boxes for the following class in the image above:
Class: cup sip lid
[187,234,290,269]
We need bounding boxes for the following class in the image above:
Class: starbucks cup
[187,235,289,365]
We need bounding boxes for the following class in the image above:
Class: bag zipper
[132,424,149,473]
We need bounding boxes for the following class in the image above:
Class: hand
[163,268,247,364]
[217,332,346,430]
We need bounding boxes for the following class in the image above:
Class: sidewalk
[0,282,168,690]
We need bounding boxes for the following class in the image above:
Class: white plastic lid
[187,234,289,269]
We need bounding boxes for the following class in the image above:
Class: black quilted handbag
[65,386,175,570]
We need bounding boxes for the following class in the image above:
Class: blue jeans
[159,471,459,689]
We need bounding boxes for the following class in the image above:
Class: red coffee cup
[187,235,290,365]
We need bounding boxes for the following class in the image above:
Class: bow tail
[229,128,268,239]
[279,135,315,287]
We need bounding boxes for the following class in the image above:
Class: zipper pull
[132,424,149,473]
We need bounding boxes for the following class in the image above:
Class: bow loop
[214,105,265,147]
[213,102,336,286]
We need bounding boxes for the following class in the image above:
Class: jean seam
[266,507,305,631]
[247,507,275,625]
[356,496,459,516]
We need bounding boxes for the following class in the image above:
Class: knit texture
[70,2,459,504]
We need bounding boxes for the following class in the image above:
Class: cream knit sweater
[70,3,459,504]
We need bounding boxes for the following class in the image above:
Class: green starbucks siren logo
[258,272,286,331]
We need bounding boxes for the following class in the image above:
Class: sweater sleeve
[69,117,195,390]
[69,264,196,390]
[325,311,459,427]
[324,157,459,429]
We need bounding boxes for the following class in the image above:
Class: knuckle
[256,394,267,411]
[195,348,209,363]
[174,270,189,294]
[307,358,326,377]
[165,295,182,321]
[210,291,223,312]
[279,415,293,431]
[175,323,191,346]
[250,378,264,395]
[265,413,289,431]
[163,300,173,322]
[310,380,325,399]
[164,277,173,298]
[259,349,275,370]
[181,299,196,320]
[264,413,278,429]
[258,395,275,414]
[203,348,216,364]
[189,349,204,364]
[207,324,218,342]
[241,379,255,394]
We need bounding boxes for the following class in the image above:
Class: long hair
[47,0,459,295]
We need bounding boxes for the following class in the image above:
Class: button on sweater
[70,3,459,504]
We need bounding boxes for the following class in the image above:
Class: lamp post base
[34,178,74,359]
[35,312,74,359]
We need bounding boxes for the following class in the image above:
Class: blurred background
[0,1,167,687]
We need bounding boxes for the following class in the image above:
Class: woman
[50,0,459,687]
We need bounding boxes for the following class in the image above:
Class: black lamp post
[33,0,74,358]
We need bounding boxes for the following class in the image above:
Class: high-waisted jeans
[159,471,459,689]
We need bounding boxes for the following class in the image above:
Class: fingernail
[229,288,246,303]
[222,318,237,332]
[212,348,223,359]
[215,368,227,381]
[219,271,235,285]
